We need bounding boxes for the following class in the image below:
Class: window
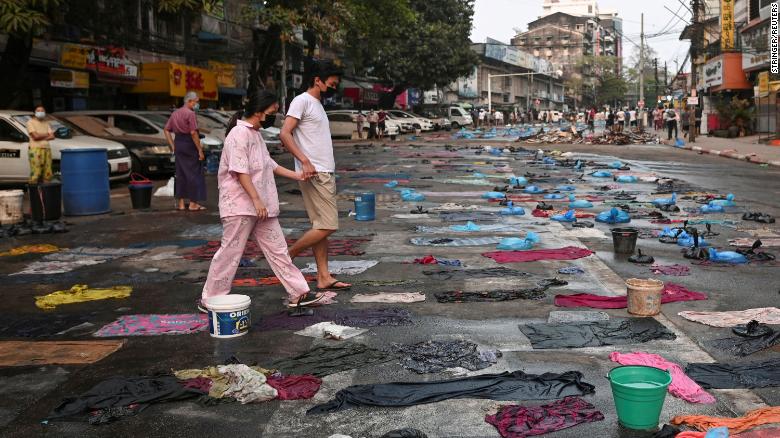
[588,5,593,13]
[576,24,583,31]
[113,115,159,135]
[0,120,25,142]
[750,0,760,20]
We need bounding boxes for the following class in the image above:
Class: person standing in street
[26,105,55,184]
[355,110,366,139]
[681,107,690,138]
[615,109,624,132]
[587,107,596,133]
[664,108,678,141]
[200,91,323,311]
[280,60,351,291]
[377,109,387,139]
[164,91,207,211]
[478,108,486,127]
[606,110,614,132]
[629,108,637,129]
[367,109,378,139]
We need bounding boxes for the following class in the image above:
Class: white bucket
[0,190,24,225]
[204,294,251,338]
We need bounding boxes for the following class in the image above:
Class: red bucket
[129,173,152,186]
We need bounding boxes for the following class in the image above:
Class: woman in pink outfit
[200,91,323,311]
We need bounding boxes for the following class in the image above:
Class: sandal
[317,280,352,291]
[287,292,325,308]
[188,205,207,211]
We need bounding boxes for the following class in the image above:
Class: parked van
[447,106,473,129]
[0,111,131,183]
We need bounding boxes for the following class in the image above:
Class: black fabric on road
[519,318,676,349]
[652,424,682,438]
[0,313,95,337]
[47,376,205,422]
[272,344,394,377]
[392,340,500,374]
[434,279,567,303]
[307,370,595,415]
[380,428,428,438]
[685,360,780,388]
[707,332,780,357]
[423,267,531,281]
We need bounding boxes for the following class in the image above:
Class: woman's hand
[253,198,268,220]
[295,171,306,181]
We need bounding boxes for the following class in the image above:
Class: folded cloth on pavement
[678,307,780,327]
[482,246,594,263]
[519,318,676,349]
[554,283,707,309]
[307,370,595,415]
[294,322,367,340]
[685,360,780,389]
[609,352,715,404]
[485,396,604,438]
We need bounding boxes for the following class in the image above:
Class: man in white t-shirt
[280,60,351,291]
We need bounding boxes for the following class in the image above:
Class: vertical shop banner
[207,61,237,88]
[721,0,735,51]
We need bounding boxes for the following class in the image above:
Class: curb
[669,143,780,167]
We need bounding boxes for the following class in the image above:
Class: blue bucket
[61,148,110,216]
[354,192,375,221]
[205,294,251,338]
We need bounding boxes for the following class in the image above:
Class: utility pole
[280,39,288,115]
[688,0,699,143]
[654,58,659,105]
[664,61,668,91]
[639,13,645,129]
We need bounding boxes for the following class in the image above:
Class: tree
[573,55,628,107]
[344,0,479,107]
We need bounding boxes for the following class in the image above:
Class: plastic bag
[551,210,576,222]
[544,193,565,199]
[482,191,506,199]
[591,170,612,178]
[555,185,576,192]
[615,175,638,183]
[496,232,540,250]
[523,185,544,194]
[450,221,481,232]
[568,194,593,209]
[472,172,487,178]
[509,176,528,186]
[700,204,724,214]
[542,157,557,165]
[154,177,175,197]
[676,231,709,247]
[384,180,399,188]
[595,207,631,224]
[708,248,748,264]
[401,189,425,202]
[574,160,583,170]
[675,138,685,147]
[609,160,624,169]
[659,226,679,238]
[500,201,525,215]
[651,192,677,206]
[709,193,735,207]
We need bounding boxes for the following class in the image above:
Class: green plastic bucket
[607,365,672,430]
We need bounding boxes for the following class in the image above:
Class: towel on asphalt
[300,260,378,275]
[678,307,780,327]
[684,360,780,389]
[483,246,594,263]
[519,318,676,349]
[554,283,707,309]
[93,314,209,337]
[0,340,125,367]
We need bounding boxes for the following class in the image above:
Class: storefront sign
[61,44,137,79]
[170,63,218,99]
[704,59,723,87]
[207,60,237,88]
[50,68,89,89]
[758,71,770,96]
[687,96,699,106]
[458,67,478,98]
[721,0,735,51]
[61,44,88,69]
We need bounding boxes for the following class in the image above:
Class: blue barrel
[206,150,221,174]
[61,148,110,216]
[354,192,375,221]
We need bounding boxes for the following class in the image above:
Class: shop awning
[219,87,246,96]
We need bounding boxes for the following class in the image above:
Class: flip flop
[189,206,207,211]
[317,281,351,291]
[287,292,325,308]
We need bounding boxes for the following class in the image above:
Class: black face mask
[261,114,276,129]
[322,85,337,99]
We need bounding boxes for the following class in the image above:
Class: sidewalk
[666,134,780,167]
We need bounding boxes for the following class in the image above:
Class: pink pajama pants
[201,216,310,302]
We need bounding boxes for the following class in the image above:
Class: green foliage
[156,0,202,13]
[0,0,60,35]
[715,96,755,129]
[572,55,628,106]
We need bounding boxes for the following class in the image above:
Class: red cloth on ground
[734,427,780,437]
[485,396,604,438]
[482,246,594,263]
[531,209,595,218]
[413,255,439,265]
[553,283,707,309]
[267,375,322,400]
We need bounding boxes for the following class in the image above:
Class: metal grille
[107,148,130,159]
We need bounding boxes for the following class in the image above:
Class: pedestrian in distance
[664,108,678,141]
[200,91,324,312]
[587,107,596,133]
[377,109,387,139]
[478,108,486,127]
[606,110,614,132]
[367,109,378,139]
[26,105,55,185]
[164,91,207,211]
[280,60,352,292]
[355,110,366,139]
[681,107,690,138]
[615,109,624,133]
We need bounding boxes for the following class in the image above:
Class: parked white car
[326,110,400,138]
[0,111,131,183]
[386,110,434,131]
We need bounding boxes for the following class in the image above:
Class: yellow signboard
[721,0,735,51]
[50,68,90,89]
[60,44,89,69]
[208,61,237,88]
[758,71,769,95]
[129,62,218,100]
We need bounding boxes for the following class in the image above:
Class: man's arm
[163,130,175,153]
[279,116,316,179]
[190,130,204,160]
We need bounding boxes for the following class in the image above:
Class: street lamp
[487,70,563,113]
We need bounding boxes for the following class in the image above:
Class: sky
[471,0,692,74]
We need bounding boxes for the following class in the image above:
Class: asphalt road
[0,138,777,438]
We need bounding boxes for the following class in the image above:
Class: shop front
[127,62,218,109]
[208,60,244,109]
[59,44,139,109]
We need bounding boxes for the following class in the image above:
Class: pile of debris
[583,131,660,145]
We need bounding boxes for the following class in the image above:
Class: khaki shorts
[299,172,339,230]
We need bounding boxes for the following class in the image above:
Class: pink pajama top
[218,119,279,218]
